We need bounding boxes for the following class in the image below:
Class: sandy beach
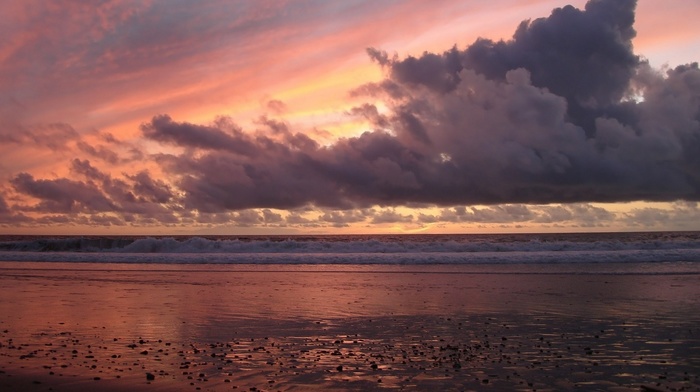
[1,263,699,391]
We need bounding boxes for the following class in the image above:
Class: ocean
[2,232,700,391]
[1,231,700,275]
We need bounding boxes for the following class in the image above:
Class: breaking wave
[1,232,699,265]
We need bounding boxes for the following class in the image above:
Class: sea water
[1,232,700,275]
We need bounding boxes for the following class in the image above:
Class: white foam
[2,233,700,268]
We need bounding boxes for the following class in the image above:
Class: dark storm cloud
[10,172,116,213]
[69,159,176,215]
[8,0,700,225]
[364,0,640,137]
[154,146,344,212]
[386,46,463,94]
[7,159,178,226]
[139,0,700,214]
[461,0,639,134]
[70,158,108,181]
[127,171,174,204]
[347,0,697,206]
[141,115,258,155]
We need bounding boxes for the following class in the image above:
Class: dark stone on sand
[140,350,149,355]
[337,365,343,371]
[146,372,155,380]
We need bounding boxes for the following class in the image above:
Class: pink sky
[1,0,699,234]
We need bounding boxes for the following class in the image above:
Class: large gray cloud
[367,0,640,135]
[461,0,639,134]
[7,0,700,225]
[141,115,259,155]
[10,172,117,213]
[125,0,699,213]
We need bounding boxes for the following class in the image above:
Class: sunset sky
[1,0,699,234]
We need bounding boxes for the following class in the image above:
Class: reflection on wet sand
[1,264,699,391]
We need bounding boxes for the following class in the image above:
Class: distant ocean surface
[1,232,700,275]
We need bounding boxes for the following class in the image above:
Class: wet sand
[1,263,699,391]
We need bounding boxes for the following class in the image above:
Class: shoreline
[2,264,699,391]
